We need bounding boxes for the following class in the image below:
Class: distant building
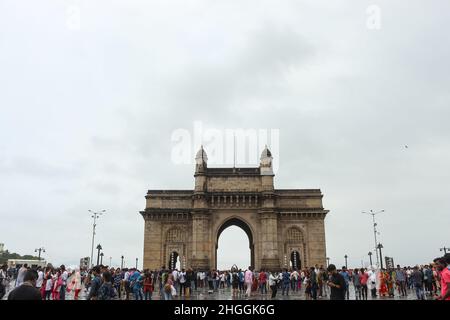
[7,259,47,269]
[0,243,4,253]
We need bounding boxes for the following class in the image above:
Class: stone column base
[190,258,210,271]
[260,258,280,271]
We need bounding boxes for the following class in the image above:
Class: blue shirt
[339,271,350,287]
[129,272,143,289]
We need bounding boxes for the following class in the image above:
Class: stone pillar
[259,209,280,270]
[143,217,163,270]
[190,210,210,270]
[307,218,327,266]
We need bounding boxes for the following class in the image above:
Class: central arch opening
[216,217,254,270]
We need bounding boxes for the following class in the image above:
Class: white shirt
[61,271,68,285]
[36,271,44,288]
[45,277,53,291]
[172,270,178,281]
[179,272,186,283]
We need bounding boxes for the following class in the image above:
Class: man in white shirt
[179,269,186,296]
[16,264,28,287]
[36,268,44,289]
[59,265,69,300]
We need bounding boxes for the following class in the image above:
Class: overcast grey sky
[1,0,449,269]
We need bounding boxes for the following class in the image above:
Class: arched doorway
[290,250,301,270]
[215,217,254,270]
[168,251,181,270]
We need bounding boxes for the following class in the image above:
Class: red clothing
[259,272,267,283]
[440,268,450,300]
[360,273,369,285]
[143,278,153,293]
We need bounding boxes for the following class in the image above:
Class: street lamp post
[326,257,330,267]
[377,243,384,269]
[96,244,102,266]
[100,252,104,265]
[34,247,45,261]
[89,209,106,268]
[344,255,348,269]
[363,209,385,267]
[121,255,124,269]
[440,247,448,255]
[135,258,138,269]
[368,252,373,266]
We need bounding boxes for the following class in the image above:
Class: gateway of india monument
[140,146,329,271]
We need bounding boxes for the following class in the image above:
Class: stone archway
[141,146,329,271]
[215,217,255,270]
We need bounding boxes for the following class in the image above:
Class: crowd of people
[1,253,449,301]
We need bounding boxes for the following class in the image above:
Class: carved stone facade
[140,146,329,271]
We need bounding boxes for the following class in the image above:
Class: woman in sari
[67,268,82,300]
[378,270,388,297]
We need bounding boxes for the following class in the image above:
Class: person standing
[367,267,378,298]
[129,269,144,300]
[395,265,407,297]
[15,264,28,287]
[269,271,279,299]
[35,267,44,293]
[281,269,290,296]
[339,266,350,300]
[412,266,425,300]
[434,257,450,300]
[44,269,53,300]
[113,269,123,299]
[327,264,346,300]
[0,264,9,299]
[353,268,362,300]
[231,268,239,297]
[259,269,267,295]
[244,267,253,298]
[8,270,42,300]
[238,269,245,294]
[59,265,68,300]
[67,268,82,300]
[309,267,318,300]
[360,268,369,300]
[98,271,117,300]
[143,271,153,300]
[178,268,186,297]
[87,266,102,300]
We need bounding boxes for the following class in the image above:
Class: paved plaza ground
[2,281,431,300]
